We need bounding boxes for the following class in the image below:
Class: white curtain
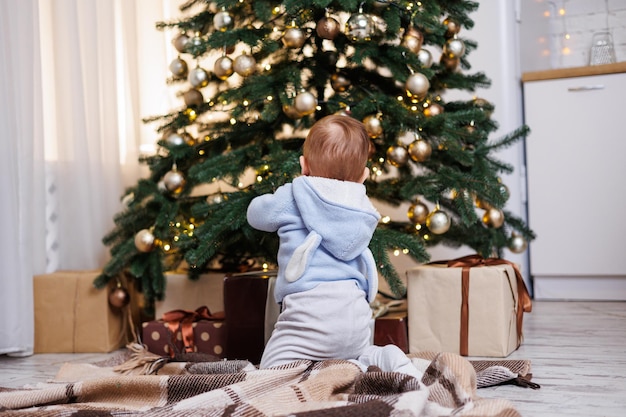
[0,0,179,356]
[0,0,46,356]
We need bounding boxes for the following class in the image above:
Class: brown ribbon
[162,306,225,357]
[432,255,532,356]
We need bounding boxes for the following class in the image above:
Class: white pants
[260,281,422,379]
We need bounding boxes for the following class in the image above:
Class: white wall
[520,0,626,71]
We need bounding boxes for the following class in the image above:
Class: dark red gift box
[374,311,409,353]
[142,306,227,358]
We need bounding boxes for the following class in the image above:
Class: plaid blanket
[0,351,535,416]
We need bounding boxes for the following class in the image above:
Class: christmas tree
[95,0,534,310]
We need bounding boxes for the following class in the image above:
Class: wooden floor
[1,301,625,416]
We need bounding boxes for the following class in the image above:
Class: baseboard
[533,276,626,301]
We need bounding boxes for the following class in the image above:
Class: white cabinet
[523,65,626,300]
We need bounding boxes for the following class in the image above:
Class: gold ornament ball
[426,209,451,234]
[213,10,234,32]
[316,16,341,40]
[330,72,351,92]
[188,67,209,88]
[475,196,492,210]
[173,33,189,53]
[109,287,130,309]
[282,104,304,119]
[294,91,317,115]
[169,57,188,78]
[213,56,234,80]
[473,97,493,117]
[417,49,433,68]
[508,233,528,254]
[401,27,423,54]
[233,53,256,77]
[183,89,204,106]
[441,54,460,71]
[163,170,186,194]
[408,139,432,162]
[345,12,374,42]
[363,114,383,138]
[282,26,306,48]
[386,145,409,167]
[407,200,429,224]
[444,37,466,59]
[405,72,430,99]
[134,229,155,253]
[482,207,505,228]
[444,18,461,37]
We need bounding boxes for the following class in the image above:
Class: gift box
[374,312,409,353]
[154,272,224,319]
[142,306,226,358]
[406,255,532,357]
[223,270,277,364]
[34,270,132,353]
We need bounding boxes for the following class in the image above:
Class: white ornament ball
[405,73,430,99]
[188,67,209,88]
[417,49,433,68]
[163,170,186,194]
[213,10,234,32]
[508,233,528,254]
[294,91,317,115]
[233,54,256,77]
[134,229,155,253]
[345,12,374,42]
[282,26,306,48]
[169,57,188,78]
[426,209,451,234]
[386,145,409,167]
[444,37,466,59]
[213,56,234,80]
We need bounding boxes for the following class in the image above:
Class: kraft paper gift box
[34,270,130,353]
[142,306,227,358]
[154,272,225,319]
[406,255,532,357]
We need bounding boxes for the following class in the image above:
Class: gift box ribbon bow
[162,306,225,355]
[433,255,532,356]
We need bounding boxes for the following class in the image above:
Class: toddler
[247,115,421,378]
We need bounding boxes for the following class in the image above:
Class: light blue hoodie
[247,175,380,303]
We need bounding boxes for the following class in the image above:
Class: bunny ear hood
[291,176,380,261]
